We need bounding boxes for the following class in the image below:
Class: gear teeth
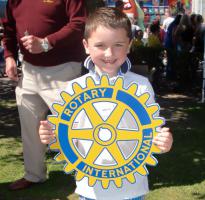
[115,77,124,89]
[147,156,158,166]
[126,174,136,184]
[152,144,161,153]
[88,177,97,187]
[139,93,150,104]
[128,83,138,95]
[138,166,147,175]
[61,91,72,102]
[55,153,65,162]
[52,103,64,114]
[101,75,109,86]
[148,105,159,115]
[76,172,85,181]
[47,116,59,126]
[72,82,83,93]
[64,164,75,173]
[114,178,122,188]
[50,141,60,150]
[101,179,110,189]
[86,76,96,87]
[153,118,164,127]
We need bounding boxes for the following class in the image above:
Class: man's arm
[46,0,86,48]
[3,0,19,80]
[20,0,86,54]
[3,0,18,60]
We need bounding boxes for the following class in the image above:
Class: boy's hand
[39,120,55,144]
[153,127,173,153]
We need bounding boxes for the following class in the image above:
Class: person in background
[127,13,141,39]
[189,14,204,86]
[174,14,193,51]
[192,14,204,54]
[164,14,182,80]
[162,9,174,33]
[190,13,197,31]
[142,24,149,45]
[39,7,173,200]
[173,14,194,88]
[164,14,182,50]
[147,20,163,47]
[3,0,86,190]
[132,29,145,49]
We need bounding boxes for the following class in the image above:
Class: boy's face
[83,25,131,77]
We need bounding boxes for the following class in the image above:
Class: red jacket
[3,0,86,66]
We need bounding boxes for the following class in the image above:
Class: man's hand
[5,56,18,81]
[21,35,44,54]
[39,120,56,144]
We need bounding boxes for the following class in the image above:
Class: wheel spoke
[106,105,126,127]
[83,102,104,127]
[69,129,94,140]
[107,143,125,164]
[85,142,104,164]
[116,129,142,141]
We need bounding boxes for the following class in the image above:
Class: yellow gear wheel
[48,75,164,189]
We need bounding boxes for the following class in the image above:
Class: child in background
[147,20,163,47]
[39,7,173,200]
[132,29,144,50]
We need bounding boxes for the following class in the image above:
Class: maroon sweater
[3,0,86,66]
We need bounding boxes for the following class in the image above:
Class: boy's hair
[84,7,132,40]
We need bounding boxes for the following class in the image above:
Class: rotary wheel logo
[48,75,164,189]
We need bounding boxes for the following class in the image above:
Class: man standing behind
[3,0,86,190]
[162,9,174,33]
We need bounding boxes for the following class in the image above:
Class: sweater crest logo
[43,0,54,3]
[48,75,164,189]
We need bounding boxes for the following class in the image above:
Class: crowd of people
[131,10,204,90]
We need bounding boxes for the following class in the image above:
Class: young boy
[39,7,173,200]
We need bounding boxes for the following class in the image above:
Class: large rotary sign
[48,76,164,189]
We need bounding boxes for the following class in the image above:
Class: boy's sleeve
[137,78,155,104]
[136,78,159,117]
[145,79,156,105]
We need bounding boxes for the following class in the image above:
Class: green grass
[0,134,78,200]
[146,95,205,200]
[0,93,205,200]
[0,99,78,200]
